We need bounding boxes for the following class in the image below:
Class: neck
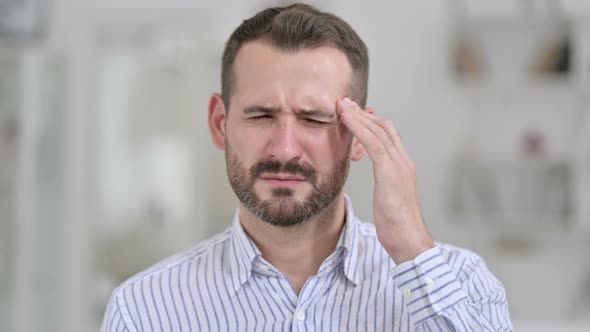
[239,193,347,294]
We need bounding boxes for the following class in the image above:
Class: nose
[266,115,303,163]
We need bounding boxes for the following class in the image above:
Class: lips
[259,173,306,181]
[259,173,307,185]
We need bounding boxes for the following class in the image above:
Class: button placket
[292,276,321,326]
[425,277,435,291]
[296,311,306,321]
[403,287,412,299]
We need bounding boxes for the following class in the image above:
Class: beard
[225,142,351,227]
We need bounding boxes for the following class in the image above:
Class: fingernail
[342,97,351,104]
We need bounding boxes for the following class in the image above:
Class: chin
[258,183,309,199]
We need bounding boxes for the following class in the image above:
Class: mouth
[259,173,307,186]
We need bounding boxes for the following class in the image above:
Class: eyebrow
[297,109,337,120]
[243,106,280,114]
[242,106,336,120]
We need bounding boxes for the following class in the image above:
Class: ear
[208,93,227,150]
[350,107,375,161]
[350,136,366,161]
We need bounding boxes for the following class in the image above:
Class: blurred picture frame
[451,18,572,84]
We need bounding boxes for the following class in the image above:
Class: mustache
[250,159,317,182]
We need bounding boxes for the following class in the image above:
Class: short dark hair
[221,2,369,109]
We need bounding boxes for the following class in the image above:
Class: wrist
[384,239,435,264]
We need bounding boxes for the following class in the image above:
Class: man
[102,3,512,331]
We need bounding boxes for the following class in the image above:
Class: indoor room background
[1,0,590,331]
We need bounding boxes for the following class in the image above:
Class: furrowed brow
[243,106,280,114]
[297,109,337,120]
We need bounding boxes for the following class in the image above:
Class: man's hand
[337,97,434,264]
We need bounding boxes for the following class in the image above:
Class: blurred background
[1,0,590,331]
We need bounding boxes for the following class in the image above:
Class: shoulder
[110,227,233,298]
[101,228,235,330]
[356,219,379,238]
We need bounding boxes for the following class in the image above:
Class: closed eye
[249,115,273,120]
[303,118,329,125]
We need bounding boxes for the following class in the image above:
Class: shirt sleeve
[390,245,513,331]
[100,292,135,332]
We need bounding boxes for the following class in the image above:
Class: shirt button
[425,277,435,291]
[296,311,306,321]
[403,288,412,299]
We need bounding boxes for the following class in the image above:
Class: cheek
[337,122,354,142]
[305,128,351,166]
[327,125,353,154]
[226,127,268,163]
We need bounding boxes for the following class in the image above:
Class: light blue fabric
[101,197,512,331]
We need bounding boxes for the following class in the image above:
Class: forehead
[230,40,352,111]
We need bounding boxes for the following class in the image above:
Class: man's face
[224,40,355,227]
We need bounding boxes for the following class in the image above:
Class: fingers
[354,106,404,149]
[338,100,389,163]
[337,98,410,164]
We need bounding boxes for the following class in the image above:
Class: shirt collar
[226,209,261,297]
[225,195,363,297]
[338,195,363,285]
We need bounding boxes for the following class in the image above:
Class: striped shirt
[101,197,512,331]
